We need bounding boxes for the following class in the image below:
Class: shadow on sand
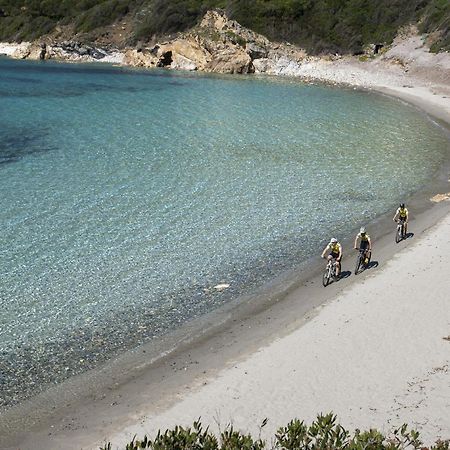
[339,270,352,280]
[366,260,379,270]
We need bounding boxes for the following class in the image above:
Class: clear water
[0,58,449,406]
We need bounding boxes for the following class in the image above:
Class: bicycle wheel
[322,267,330,287]
[333,265,339,281]
[395,226,402,243]
[354,254,362,274]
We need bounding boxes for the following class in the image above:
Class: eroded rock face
[158,39,210,70]
[123,49,157,67]
[246,42,268,60]
[123,9,275,74]
[205,46,254,74]
[11,42,33,59]
[171,53,198,71]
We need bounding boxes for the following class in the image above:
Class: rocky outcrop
[123,39,208,70]
[121,9,298,75]
[205,46,253,74]
[7,39,123,64]
[56,41,107,59]
[3,9,308,76]
[10,42,41,59]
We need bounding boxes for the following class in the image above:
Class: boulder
[158,39,210,69]
[123,49,158,68]
[171,53,198,71]
[89,49,105,59]
[246,42,268,60]
[11,42,32,59]
[252,58,270,73]
[12,42,45,60]
[205,46,254,74]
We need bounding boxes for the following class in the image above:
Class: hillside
[0,0,449,54]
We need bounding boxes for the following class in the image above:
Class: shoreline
[1,55,450,449]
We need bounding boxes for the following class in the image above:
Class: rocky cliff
[125,10,309,75]
[3,10,312,76]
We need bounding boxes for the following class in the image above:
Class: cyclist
[321,238,342,277]
[354,227,372,264]
[393,203,409,235]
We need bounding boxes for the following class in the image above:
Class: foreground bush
[100,413,449,450]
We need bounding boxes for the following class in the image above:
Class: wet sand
[1,65,450,450]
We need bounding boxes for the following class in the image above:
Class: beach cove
[1,33,450,450]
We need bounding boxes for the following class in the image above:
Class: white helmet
[330,237,337,244]
[360,227,366,234]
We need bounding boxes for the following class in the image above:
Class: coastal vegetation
[100,414,449,450]
[0,0,449,53]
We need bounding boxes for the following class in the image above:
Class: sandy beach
[1,38,450,450]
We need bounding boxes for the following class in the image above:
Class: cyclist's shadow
[339,270,352,279]
[405,232,414,240]
[366,260,379,270]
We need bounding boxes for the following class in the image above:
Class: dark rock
[374,43,384,54]
[39,43,46,60]
[89,49,105,59]
[157,50,173,67]
[246,42,268,60]
[150,45,160,56]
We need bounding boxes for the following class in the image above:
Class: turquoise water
[0,58,449,406]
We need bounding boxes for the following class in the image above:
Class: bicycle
[322,257,339,287]
[354,247,370,275]
[395,219,406,243]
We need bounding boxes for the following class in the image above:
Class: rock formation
[121,10,309,75]
[5,9,310,75]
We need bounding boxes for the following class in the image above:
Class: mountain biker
[354,227,372,264]
[393,203,409,235]
[321,238,342,277]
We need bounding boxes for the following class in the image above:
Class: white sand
[103,210,450,448]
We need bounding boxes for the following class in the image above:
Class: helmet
[330,238,337,244]
[360,227,366,234]
[400,203,405,208]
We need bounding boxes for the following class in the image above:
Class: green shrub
[99,413,449,450]
[75,0,130,32]
[0,0,449,53]
[133,0,213,41]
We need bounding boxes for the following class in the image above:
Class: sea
[0,57,449,408]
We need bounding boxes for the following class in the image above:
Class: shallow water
[0,58,449,407]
